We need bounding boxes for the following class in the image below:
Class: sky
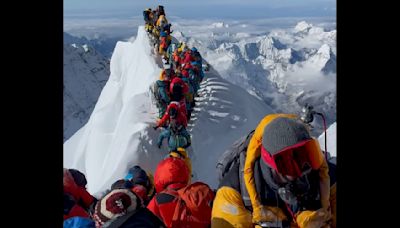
[64,0,336,19]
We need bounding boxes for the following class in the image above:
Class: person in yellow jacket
[211,114,336,228]
[156,15,168,29]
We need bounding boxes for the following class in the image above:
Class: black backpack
[151,81,161,105]
[171,83,183,101]
[143,10,150,22]
[158,5,165,16]
[216,130,255,183]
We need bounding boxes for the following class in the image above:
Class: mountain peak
[307,44,336,73]
[294,21,313,33]
[211,22,229,28]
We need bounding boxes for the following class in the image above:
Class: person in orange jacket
[211,114,336,228]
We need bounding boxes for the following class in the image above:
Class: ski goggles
[261,139,324,178]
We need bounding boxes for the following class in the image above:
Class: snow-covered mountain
[175,21,336,135]
[64,43,110,142]
[63,26,274,196]
[64,32,122,59]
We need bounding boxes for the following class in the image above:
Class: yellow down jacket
[211,114,335,228]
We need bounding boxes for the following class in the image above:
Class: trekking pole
[314,111,328,161]
[300,104,328,161]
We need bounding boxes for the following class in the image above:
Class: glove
[153,125,159,130]
[157,143,162,149]
[296,208,331,228]
[252,205,287,225]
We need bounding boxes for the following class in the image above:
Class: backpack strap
[171,193,184,223]
[155,192,177,205]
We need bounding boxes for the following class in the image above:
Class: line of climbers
[145,6,209,154]
[63,6,336,228]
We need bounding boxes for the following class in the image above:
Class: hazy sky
[64,0,336,19]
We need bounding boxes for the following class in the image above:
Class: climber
[157,120,191,152]
[211,114,336,228]
[124,165,156,205]
[152,70,171,118]
[154,101,187,129]
[168,147,193,183]
[64,168,97,220]
[147,157,215,228]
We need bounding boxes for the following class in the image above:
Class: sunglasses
[261,139,324,178]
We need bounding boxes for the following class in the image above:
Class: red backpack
[162,182,215,228]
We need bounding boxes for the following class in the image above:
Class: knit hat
[93,189,139,227]
[111,179,134,190]
[261,117,311,168]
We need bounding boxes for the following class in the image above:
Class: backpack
[216,130,255,183]
[162,182,215,228]
[168,132,189,151]
[168,122,190,150]
[171,83,183,101]
[151,81,161,105]
[158,5,165,16]
[143,10,150,22]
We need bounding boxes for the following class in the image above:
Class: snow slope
[189,66,274,187]
[64,43,110,142]
[318,122,336,163]
[64,26,274,196]
[175,21,336,135]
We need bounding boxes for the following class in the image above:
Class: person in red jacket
[155,102,187,129]
[169,77,188,117]
[64,168,97,220]
[181,62,192,78]
[182,49,194,64]
[147,157,190,227]
[169,77,189,96]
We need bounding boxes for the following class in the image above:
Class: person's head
[191,47,198,53]
[124,165,150,189]
[170,147,188,159]
[260,117,324,180]
[68,169,87,188]
[111,179,134,190]
[169,106,178,119]
[154,157,190,193]
[93,189,140,227]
